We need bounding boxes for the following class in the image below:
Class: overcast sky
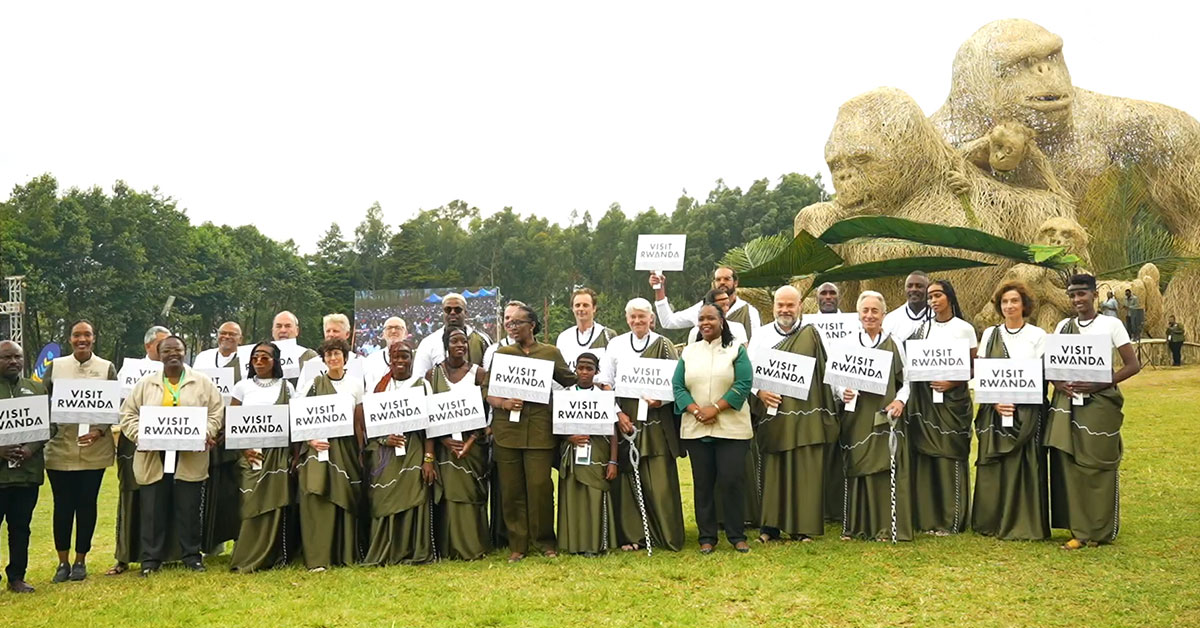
[3,2,1196,252]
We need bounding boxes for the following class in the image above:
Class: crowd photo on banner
[0,252,1145,591]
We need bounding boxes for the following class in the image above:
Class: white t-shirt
[231,378,295,406]
[362,349,393,391]
[882,304,930,343]
[1053,314,1131,348]
[978,324,1048,360]
[483,336,514,371]
[654,296,762,331]
[193,348,239,369]
[298,352,363,394]
[555,322,612,371]
[304,374,364,405]
[598,330,663,389]
[414,325,490,381]
[919,316,979,349]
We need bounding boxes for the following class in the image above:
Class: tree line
[0,173,827,365]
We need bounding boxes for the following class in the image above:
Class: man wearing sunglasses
[412,293,492,379]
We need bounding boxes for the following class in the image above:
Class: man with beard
[749,288,837,542]
[651,267,762,341]
[882,272,930,343]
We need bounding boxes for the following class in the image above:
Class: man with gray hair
[143,326,171,361]
[413,293,492,378]
[299,313,364,389]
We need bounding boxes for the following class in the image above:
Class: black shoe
[7,579,35,593]
[139,564,160,578]
[52,563,71,583]
[69,562,87,581]
[183,559,206,573]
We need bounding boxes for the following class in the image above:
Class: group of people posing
[0,267,1139,592]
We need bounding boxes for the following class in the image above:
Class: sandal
[699,543,715,555]
[734,541,751,554]
[543,550,558,559]
[1061,538,1086,550]
[104,562,129,576]
[797,535,814,543]
[507,552,525,563]
[756,533,776,543]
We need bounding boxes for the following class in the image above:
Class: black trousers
[46,468,105,554]
[139,475,203,567]
[685,438,750,546]
[1169,341,1183,366]
[0,485,39,581]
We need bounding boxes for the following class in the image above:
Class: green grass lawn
[4,366,1199,627]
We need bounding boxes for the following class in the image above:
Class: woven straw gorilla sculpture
[933,19,1200,336]
[794,87,1072,321]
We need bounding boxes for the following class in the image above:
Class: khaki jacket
[675,339,753,441]
[43,355,118,471]
[119,366,224,485]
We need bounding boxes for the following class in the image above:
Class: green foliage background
[0,173,827,364]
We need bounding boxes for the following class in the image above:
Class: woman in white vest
[672,303,754,555]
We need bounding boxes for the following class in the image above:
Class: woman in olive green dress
[362,340,437,565]
[229,342,299,572]
[598,298,685,552]
[429,326,492,560]
[971,281,1050,540]
[557,352,619,555]
[298,338,365,571]
[906,279,977,535]
[838,291,913,542]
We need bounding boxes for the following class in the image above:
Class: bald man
[816,283,842,314]
[272,311,318,383]
[413,293,492,378]
[362,316,407,389]
[0,340,48,593]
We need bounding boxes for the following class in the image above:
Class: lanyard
[164,372,186,406]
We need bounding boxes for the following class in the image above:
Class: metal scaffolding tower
[1,275,25,345]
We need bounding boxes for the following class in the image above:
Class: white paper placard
[553,389,617,436]
[806,313,862,346]
[117,358,161,398]
[137,406,208,451]
[363,386,428,439]
[195,367,235,406]
[974,358,1044,404]
[634,234,687,272]
[1044,335,1112,383]
[487,353,554,404]
[273,338,307,380]
[425,385,488,438]
[225,405,290,449]
[288,393,356,442]
[0,395,51,446]
[751,349,817,401]
[825,345,892,396]
[50,379,122,424]
[904,339,972,382]
[614,357,677,401]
